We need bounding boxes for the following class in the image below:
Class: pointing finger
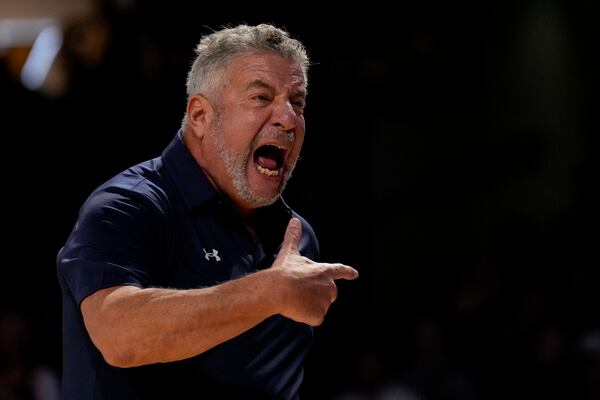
[325,264,359,281]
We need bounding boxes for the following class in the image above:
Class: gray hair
[182,24,310,130]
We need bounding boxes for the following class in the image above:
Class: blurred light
[0,18,54,49]
[20,23,63,91]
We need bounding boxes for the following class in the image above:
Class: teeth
[257,165,280,176]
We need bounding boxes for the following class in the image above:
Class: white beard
[210,116,297,208]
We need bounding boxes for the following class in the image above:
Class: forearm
[81,269,279,367]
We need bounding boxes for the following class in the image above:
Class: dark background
[1,1,598,399]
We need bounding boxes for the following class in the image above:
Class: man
[57,24,358,400]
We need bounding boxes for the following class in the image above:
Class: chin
[234,184,280,209]
[248,190,280,207]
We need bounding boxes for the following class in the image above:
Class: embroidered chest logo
[203,248,222,262]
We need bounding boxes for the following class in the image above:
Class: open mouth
[253,144,286,177]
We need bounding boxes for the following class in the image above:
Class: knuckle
[330,287,338,302]
[324,282,337,301]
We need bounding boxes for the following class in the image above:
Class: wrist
[252,268,286,317]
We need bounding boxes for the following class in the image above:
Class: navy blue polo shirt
[57,130,319,400]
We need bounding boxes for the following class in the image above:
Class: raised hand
[271,218,358,326]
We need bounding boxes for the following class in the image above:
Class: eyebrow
[245,79,273,92]
[245,79,307,98]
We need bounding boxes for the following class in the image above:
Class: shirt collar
[161,129,218,210]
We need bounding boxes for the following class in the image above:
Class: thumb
[279,217,302,255]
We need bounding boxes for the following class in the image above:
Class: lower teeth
[257,165,279,176]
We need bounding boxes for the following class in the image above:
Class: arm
[81,269,278,368]
[81,218,358,368]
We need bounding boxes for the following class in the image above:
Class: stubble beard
[210,115,298,208]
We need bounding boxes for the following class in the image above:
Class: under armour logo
[203,248,221,262]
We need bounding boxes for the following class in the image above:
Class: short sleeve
[57,186,168,305]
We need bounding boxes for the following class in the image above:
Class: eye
[292,97,306,107]
[251,94,271,102]
[292,99,306,111]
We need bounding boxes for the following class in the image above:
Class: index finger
[324,263,359,281]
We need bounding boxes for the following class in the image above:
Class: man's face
[202,53,307,210]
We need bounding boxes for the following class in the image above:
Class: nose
[270,98,300,132]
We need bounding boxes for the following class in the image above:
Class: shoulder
[86,159,171,215]
[75,158,174,235]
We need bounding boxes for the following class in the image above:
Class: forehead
[225,52,306,92]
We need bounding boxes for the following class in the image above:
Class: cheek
[227,109,263,147]
[219,126,254,154]
[295,120,306,145]
[287,142,304,166]
[293,131,305,154]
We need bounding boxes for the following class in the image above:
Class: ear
[186,94,215,139]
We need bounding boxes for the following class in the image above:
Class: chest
[164,210,279,289]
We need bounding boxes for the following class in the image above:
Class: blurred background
[1,0,598,399]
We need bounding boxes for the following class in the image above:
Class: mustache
[254,130,295,144]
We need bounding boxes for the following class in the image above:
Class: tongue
[257,156,278,171]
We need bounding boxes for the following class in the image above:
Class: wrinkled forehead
[224,52,307,90]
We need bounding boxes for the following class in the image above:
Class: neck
[200,167,259,232]
[238,209,258,239]
[234,203,258,224]
[183,129,259,236]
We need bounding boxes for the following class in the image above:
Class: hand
[271,218,358,326]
